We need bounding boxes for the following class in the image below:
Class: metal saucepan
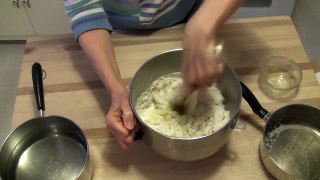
[0,63,93,180]
[130,49,244,161]
[241,82,320,180]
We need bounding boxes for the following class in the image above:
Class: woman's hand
[181,0,244,97]
[182,16,224,97]
[106,87,136,149]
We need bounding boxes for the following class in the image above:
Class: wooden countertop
[12,16,320,179]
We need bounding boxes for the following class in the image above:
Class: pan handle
[32,62,45,115]
[240,81,269,119]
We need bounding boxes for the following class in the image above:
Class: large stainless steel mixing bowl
[129,49,242,161]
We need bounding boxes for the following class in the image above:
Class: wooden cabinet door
[0,0,35,37]
[24,0,72,35]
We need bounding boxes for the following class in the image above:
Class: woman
[64,0,244,148]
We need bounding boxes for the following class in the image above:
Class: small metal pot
[241,82,320,180]
[0,63,93,180]
[130,49,243,161]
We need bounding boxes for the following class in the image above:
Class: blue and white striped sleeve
[64,0,113,40]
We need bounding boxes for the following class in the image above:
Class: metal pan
[129,49,244,161]
[241,82,320,180]
[0,63,93,180]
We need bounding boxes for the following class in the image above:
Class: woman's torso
[101,0,200,29]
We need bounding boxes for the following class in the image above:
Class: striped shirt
[64,0,201,40]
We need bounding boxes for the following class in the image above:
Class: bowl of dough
[129,49,242,161]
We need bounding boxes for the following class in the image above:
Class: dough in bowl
[136,72,230,138]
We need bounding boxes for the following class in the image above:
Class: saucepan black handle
[32,62,45,111]
[240,81,268,119]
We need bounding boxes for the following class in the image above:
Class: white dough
[136,72,230,138]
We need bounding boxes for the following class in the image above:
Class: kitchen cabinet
[0,0,35,37]
[0,0,72,39]
[0,0,296,39]
[24,0,72,35]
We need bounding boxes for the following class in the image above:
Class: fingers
[182,40,223,91]
[108,126,135,149]
[213,59,224,81]
[122,104,135,130]
[206,57,224,82]
[182,55,224,96]
[106,98,136,149]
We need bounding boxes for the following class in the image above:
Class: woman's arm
[182,0,245,96]
[64,0,135,148]
[78,29,136,149]
[192,0,245,36]
[78,29,135,148]
[78,29,122,93]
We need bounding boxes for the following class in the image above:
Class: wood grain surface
[11,16,320,180]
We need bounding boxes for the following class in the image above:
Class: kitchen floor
[0,0,320,145]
